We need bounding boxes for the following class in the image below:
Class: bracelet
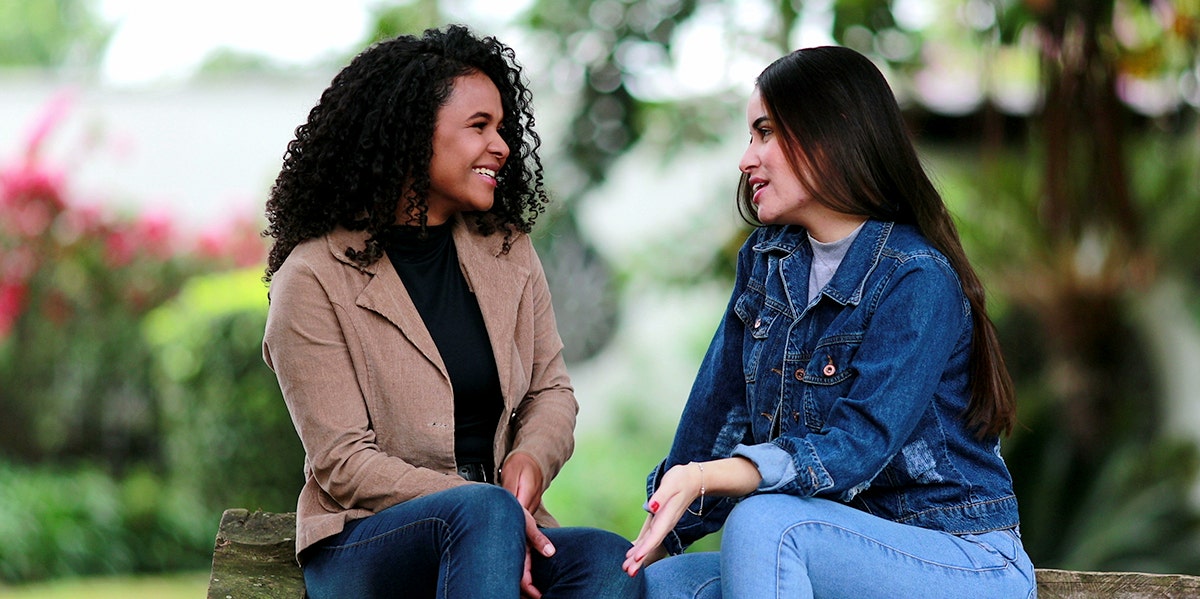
[686,462,706,517]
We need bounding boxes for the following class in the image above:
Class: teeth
[753,182,765,191]
[473,167,496,177]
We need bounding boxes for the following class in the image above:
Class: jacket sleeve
[504,244,578,491]
[263,257,467,513]
[649,233,757,554]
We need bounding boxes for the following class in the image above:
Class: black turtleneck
[381,223,502,471]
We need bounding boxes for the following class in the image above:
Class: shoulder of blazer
[452,215,534,265]
[285,218,533,277]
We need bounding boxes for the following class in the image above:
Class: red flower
[0,281,27,338]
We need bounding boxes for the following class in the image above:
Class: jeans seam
[320,516,448,553]
[781,520,1015,574]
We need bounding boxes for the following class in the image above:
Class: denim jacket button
[794,368,805,380]
[822,363,837,377]
[754,318,762,329]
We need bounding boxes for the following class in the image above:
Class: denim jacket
[650,219,1020,554]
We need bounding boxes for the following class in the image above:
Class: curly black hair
[262,24,548,281]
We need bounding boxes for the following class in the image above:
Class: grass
[0,571,209,599]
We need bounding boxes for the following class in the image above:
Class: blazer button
[510,410,517,419]
[794,368,805,380]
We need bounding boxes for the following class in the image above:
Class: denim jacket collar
[752,219,894,309]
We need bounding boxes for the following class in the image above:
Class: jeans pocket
[959,531,1019,567]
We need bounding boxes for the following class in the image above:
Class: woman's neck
[802,206,868,243]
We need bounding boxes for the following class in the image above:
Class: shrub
[144,269,304,516]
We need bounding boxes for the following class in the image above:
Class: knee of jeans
[725,495,786,538]
[725,495,832,549]
[591,528,639,556]
[449,484,524,527]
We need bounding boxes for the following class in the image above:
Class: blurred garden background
[1,0,1198,595]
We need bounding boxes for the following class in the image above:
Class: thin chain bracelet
[686,462,706,516]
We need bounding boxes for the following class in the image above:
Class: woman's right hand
[622,462,706,576]
[520,506,553,598]
[623,515,669,576]
[622,457,763,576]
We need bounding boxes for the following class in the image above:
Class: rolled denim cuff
[731,443,797,492]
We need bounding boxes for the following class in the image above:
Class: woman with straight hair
[621,45,1036,598]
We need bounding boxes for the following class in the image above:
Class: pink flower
[1,164,67,238]
[131,210,175,259]
[53,204,105,245]
[1,246,37,282]
[23,90,75,162]
[197,217,266,267]
[105,229,136,267]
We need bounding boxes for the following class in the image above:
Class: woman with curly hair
[262,25,643,599]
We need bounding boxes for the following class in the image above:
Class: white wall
[1,71,337,230]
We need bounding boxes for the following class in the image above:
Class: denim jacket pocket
[800,341,858,431]
[735,290,777,383]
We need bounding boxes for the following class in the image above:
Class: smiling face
[421,70,510,225]
[738,88,814,227]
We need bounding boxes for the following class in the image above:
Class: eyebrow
[468,110,498,121]
[751,116,770,129]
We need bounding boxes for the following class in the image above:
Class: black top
[382,223,503,471]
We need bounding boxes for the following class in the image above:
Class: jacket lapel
[328,228,449,378]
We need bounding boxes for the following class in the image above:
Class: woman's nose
[491,134,510,161]
[739,145,757,173]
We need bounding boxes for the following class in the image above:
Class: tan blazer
[263,215,578,556]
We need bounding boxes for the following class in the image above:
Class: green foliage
[0,165,204,468]
[144,269,303,515]
[1007,418,1200,573]
[0,99,274,584]
[544,402,721,554]
[0,462,211,582]
[932,128,1200,573]
[1126,132,1200,282]
[523,0,713,199]
[364,0,444,43]
[0,97,268,472]
[0,571,208,599]
[0,0,112,68]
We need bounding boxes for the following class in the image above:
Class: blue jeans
[645,496,1036,599]
[302,484,643,598]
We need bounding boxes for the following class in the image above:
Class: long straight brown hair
[739,46,1016,438]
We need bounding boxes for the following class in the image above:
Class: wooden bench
[207,508,1200,598]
